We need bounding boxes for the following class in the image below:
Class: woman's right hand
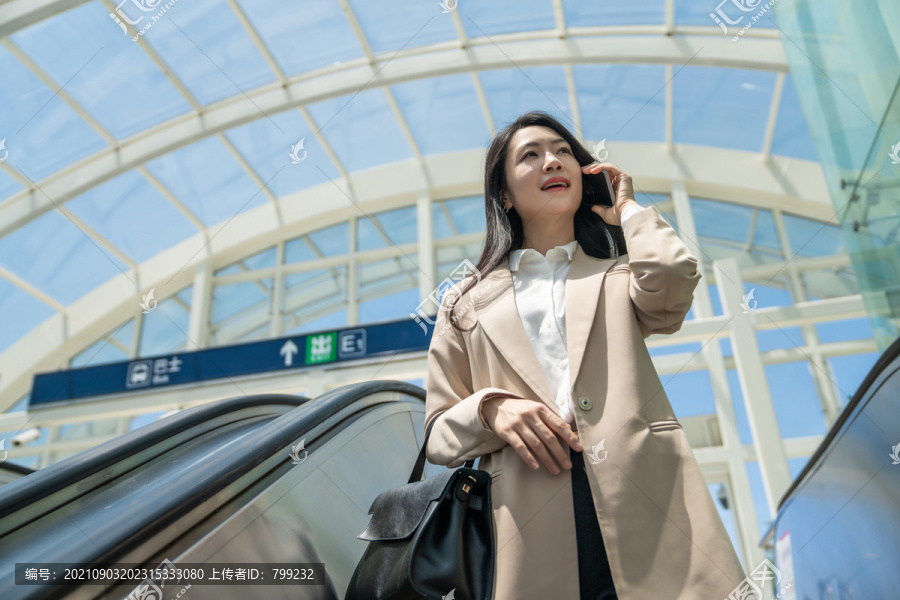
[481,396,583,474]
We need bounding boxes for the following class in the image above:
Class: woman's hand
[482,396,583,474]
[581,162,639,226]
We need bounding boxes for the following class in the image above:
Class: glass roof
[0,0,824,360]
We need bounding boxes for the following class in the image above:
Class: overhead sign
[30,317,435,407]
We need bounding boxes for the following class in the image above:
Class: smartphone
[581,170,616,208]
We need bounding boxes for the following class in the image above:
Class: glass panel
[346,0,457,54]
[771,75,818,160]
[139,287,193,356]
[691,197,753,245]
[235,0,363,77]
[70,320,135,368]
[575,64,666,143]
[308,222,349,257]
[0,45,106,181]
[391,73,489,155]
[766,362,828,437]
[284,309,347,337]
[136,0,274,105]
[436,242,485,284]
[215,247,277,276]
[439,196,486,237]
[815,317,875,343]
[67,170,197,263]
[462,0,556,37]
[826,352,880,409]
[358,206,417,252]
[129,411,169,432]
[5,395,31,413]
[678,0,776,29]
[223,110,341,199]
[781,213,845,257]
[284,236,318,264]
[211,278,274,345]
[751,208,781,251]
[0,210,129,305]
[479,67,572,135]
[433,202,455,239]
[756,326,803,352]
[358,254,419,323]
[144,136,269,227]
[563,0,665,26]
[728,368,752,444]
[57,419,117,442]
[282,266,347,333]
[0,280,56,354]
[306,88,413,172]
[673,67,776,152]
[801,265,859,300]
[737,280,793,312]
[11,3,192,139]
[774,0,900,349]
[664,369,716,417]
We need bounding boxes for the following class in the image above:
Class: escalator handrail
[0,380,426,575]
[0,394,309,519]
[776,334,900,511]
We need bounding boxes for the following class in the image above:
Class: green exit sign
[306,332,337,364]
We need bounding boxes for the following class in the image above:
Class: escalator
[769,335,900,599]
[0,380,442,599]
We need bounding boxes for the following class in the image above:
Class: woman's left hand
[581,162,639,227]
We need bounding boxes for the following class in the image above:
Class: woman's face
[501,125,583,223]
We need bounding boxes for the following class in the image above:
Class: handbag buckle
[456,475,478,501]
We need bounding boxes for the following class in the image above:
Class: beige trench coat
[424,204,747,600]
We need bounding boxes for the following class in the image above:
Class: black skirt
[570,447,619,600]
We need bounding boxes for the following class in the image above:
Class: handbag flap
[357,468,459,541]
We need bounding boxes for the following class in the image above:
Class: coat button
[577,396,592,411]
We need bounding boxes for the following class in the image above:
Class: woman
[423,111,747,600]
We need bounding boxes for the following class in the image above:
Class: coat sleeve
[621,203,702,338]
[423,285,525,468]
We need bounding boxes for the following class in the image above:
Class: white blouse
[506,204,643,425]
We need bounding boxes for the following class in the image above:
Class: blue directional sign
[30,316,436,407]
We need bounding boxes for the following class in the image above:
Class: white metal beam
[0,145,842,408]
[0,35,788,239]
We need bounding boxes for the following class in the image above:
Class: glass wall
[775,0,900,350]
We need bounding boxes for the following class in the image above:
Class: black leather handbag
[344,417,495,600]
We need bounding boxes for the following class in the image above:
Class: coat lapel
[472,243,618,416]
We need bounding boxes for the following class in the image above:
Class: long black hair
[446,110,627,333]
